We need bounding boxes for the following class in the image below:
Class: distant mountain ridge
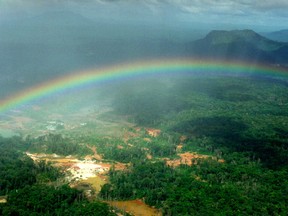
[263,29,288,42]
[204,30,283,51]
[187,29,288,65]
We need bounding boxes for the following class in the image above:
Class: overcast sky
[0,0,288,31]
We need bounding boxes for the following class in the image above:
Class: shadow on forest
[174,78,256,102]
[172,116,288,169]
[172,116,248,141]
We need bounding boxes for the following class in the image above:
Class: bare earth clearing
[26,152,117,187]
[165,152,223,167]
[2,107,222,216]
[108,200,162,216]
[26,152,161,215]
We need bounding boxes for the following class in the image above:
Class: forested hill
[186,29,288,64]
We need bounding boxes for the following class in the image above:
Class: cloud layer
[1,0,287,30]
[2,0,288,13]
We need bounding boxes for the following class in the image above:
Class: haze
[1,0,288,95]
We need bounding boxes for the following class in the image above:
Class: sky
[0,0,288,31]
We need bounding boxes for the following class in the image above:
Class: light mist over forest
[1,0,288,93]
[0,2,203,97]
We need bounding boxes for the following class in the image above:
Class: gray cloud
[2,0,288,13]
[162,0,288,14]
[1,0,287,31]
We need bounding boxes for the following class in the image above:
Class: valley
[1,74,288,215]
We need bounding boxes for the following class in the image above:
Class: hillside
[187,29,288,64]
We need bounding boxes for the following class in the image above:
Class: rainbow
[0,58,287,113]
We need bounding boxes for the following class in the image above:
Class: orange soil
[113,162,128,171]
[218,159,225,163]
[146,128,161,137]
[86,145,103,160]
[176,144,183,151]
[165,152,210,167]
[107,200,162,216]
[88,162,127,172]
[166,152,224,167]
[146,154,153,160]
